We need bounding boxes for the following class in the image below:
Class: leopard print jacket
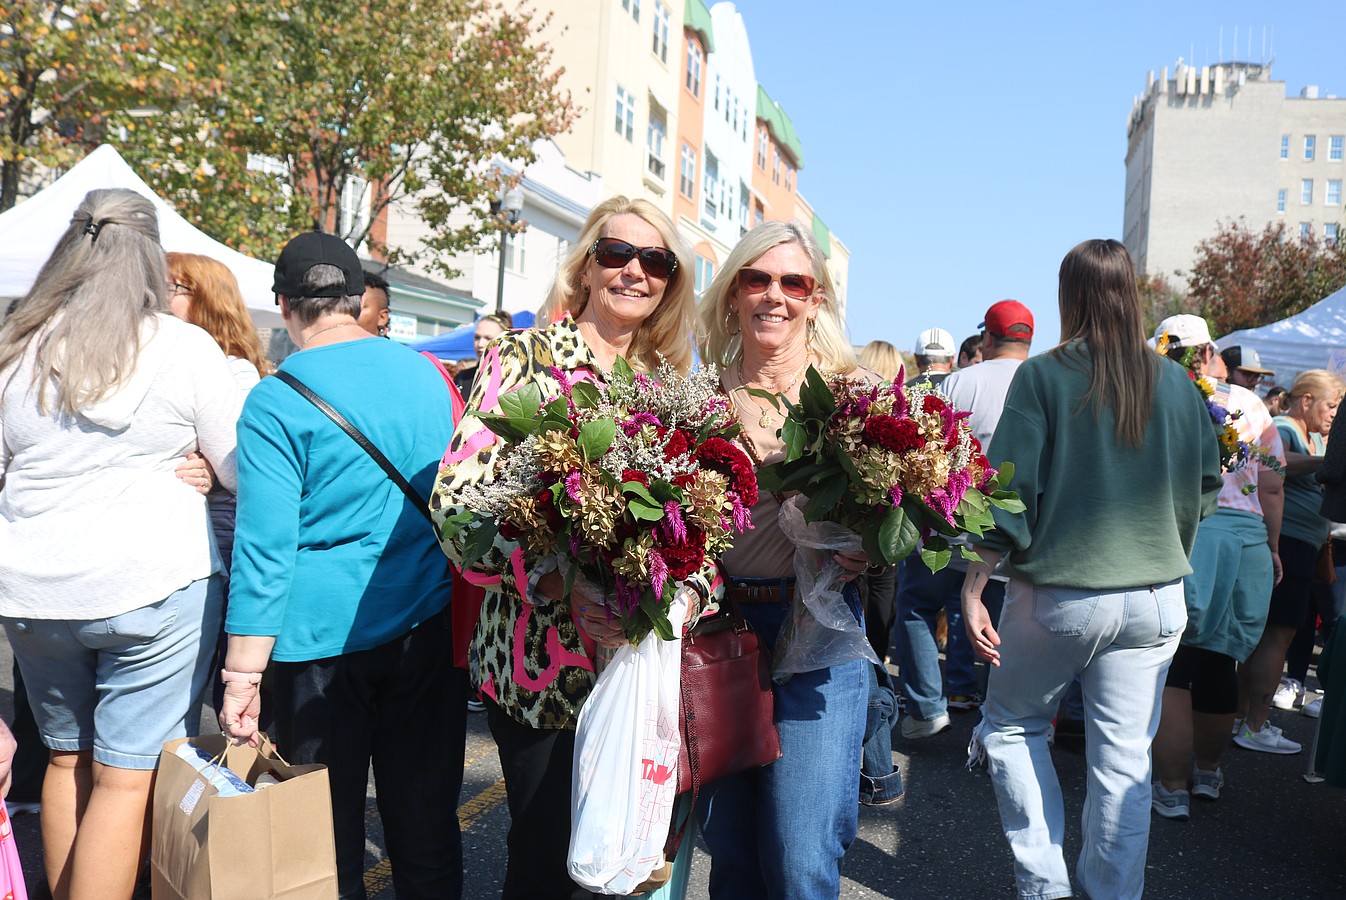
[431,317,718,730]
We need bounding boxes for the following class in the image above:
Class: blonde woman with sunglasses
[692,221,885,897]
[433,196,717,898]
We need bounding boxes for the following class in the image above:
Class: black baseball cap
[272,231,364,298]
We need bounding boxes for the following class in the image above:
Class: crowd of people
[0,186,1340,900]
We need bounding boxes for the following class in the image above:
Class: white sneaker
[1233,720,1302,754]
[1303,696,1323,718]
[1272,677,1304,710]
[900,712,951,739]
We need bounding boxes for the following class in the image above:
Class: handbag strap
[274,370,433,526]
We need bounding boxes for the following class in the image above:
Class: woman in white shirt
[0,189,240,900]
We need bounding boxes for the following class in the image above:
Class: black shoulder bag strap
[274,370,434,526]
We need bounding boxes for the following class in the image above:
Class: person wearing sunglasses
[693,221,888,896]
[432,196,716,898]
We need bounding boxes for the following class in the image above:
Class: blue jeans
[896,555,1003,719]
[982,580,1185,900]
[859,662,902,805]
[695,591,868,900]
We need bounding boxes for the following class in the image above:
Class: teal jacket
[982,342,1222,589]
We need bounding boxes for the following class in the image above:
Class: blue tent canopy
[409,310,536,358]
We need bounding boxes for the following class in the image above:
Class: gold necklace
[735,358,807,429]
[301,320,359,347]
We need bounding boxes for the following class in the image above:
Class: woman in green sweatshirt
[960,239,1221,900]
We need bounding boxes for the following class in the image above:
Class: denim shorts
[1,576,223,770]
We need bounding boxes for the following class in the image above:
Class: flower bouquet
[439,356,755,644]
[1155,334,1285,493]
[752,367,1023,677]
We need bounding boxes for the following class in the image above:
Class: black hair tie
[83,221,104,243]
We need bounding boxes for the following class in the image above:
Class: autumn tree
[1137,272,1193,338]
[0,1,166,210]
[1185,219,1346,335]
[125,0,576,267]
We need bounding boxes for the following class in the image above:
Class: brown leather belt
[725,578,795,605]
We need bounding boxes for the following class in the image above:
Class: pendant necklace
[736,358,807,429]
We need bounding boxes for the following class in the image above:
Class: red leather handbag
[675,607,781,795]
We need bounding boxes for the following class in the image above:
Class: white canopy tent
[1219,285,1346,384]
[0,145,282,327]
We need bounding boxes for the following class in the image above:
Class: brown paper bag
[151,733,338,900]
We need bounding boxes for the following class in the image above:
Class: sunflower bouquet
[440,357,756,644]
[1155,333,1285,493]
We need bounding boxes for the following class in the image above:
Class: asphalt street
[1,641,1342,899]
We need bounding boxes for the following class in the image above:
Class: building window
[622,0,640,23]
[754,200,764,227]
[721,176,731,218]
[1277,189,1287,212]
[1301,222,1313,242]
[694,255,715,296]
[1328,223,1340,247]
[1333,136,1345,161]
[679,142,696,199]
[338,176,369,238]
[503,229,526,273]
[729,95,737,130]
[646,107,667,181]
[1302,179,1314,204]
[785,165,794,192]
[614,85,634,141]
[713,74,720,111]
[703,151,719,220]
[772,147,781,184]
[1305,135,1317,161]
[756,127,767,169]
[740,183,751,231]
[1330,180,1343,205]
[685,39,702,97]
[1281,134,1290,159]
[651,1,669,62]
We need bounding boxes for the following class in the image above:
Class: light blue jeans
[695,590,868,900]
[982,579,1185,900]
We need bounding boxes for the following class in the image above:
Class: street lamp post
[492,187,525,314]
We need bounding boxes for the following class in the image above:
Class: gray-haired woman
[0,188,240,899]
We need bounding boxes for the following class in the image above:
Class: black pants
[272,608,467,900]
[485,700,601,900]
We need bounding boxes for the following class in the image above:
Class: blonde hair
[537,196,695,374]
[859,340,902,382]
[1054,239,1157,447]
[166,252,273,376]
[0,189,165,415]
[1288,369,1345,408]
[698,221,855,374]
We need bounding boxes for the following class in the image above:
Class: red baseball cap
[979,300,1034,339]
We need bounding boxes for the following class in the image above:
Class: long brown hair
[166,252,273,376]
[1054,239,1158,447]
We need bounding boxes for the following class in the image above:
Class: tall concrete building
[1125,60,1346,287]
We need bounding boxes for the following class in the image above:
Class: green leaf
[461,518,499,567]
[834,449,863,484]
[803,473,851,521]
[906,496,959,537]
[781,418,806,460]
[799,366,837,416]
[756,465,786,493]
[497,382,542,422]
[919,544,952,573]
[743,386,782,410]
[610,355,636,383]
[474,413,534,443]
[570,380,602,410]
[877,505,921,565]
[989,491,1026,514]
[628,499,666,521]
[623,481,659,506]
[959,546,987,564]
[862,525,885,563]
[990,461,1016,490]
[577,419,615,461]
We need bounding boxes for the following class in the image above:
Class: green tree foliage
[128,0,576,266]
[0,1,164,210]
[1186,219,1346,335]
[1137,272,1193,339]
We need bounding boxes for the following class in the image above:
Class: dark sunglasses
[735,267,817,300]
[589,237,679,279]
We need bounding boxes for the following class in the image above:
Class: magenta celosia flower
[548,366,576,398]
[889,485,904,507]
[565,470,583,503]
[663,501,687,543]
[649,549,669,601]
[620,411,662,435]
[729,492,753,532]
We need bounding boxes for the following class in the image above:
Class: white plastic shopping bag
[568,592,687,895]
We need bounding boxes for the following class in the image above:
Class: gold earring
[724,307,741,337]
[806,317,817,353]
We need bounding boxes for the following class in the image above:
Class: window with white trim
[622,0,640,23]
[1277,189,1287,212]
[703,151,719,219]
[339,175,370,239]
[694,255,715,296]
[1330,180,1343,206]
[1332,136,1345,161]
[756,126,767,169]
[1281,134,1290,159]
[614,85,634,141]
[651,1,669,62]
[685,39,702,97]
[679,142,696,199]
[1300,221,1313,241]
[1328,223,1340,247]
[1302,179,1314,204]
[1305,135,1317,160]
[646,106,667,180]
[503,229,526,273]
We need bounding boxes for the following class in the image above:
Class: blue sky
[731,0,1346,354]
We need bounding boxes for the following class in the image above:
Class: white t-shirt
[0,314,241,618]
[941,357,1025,453]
